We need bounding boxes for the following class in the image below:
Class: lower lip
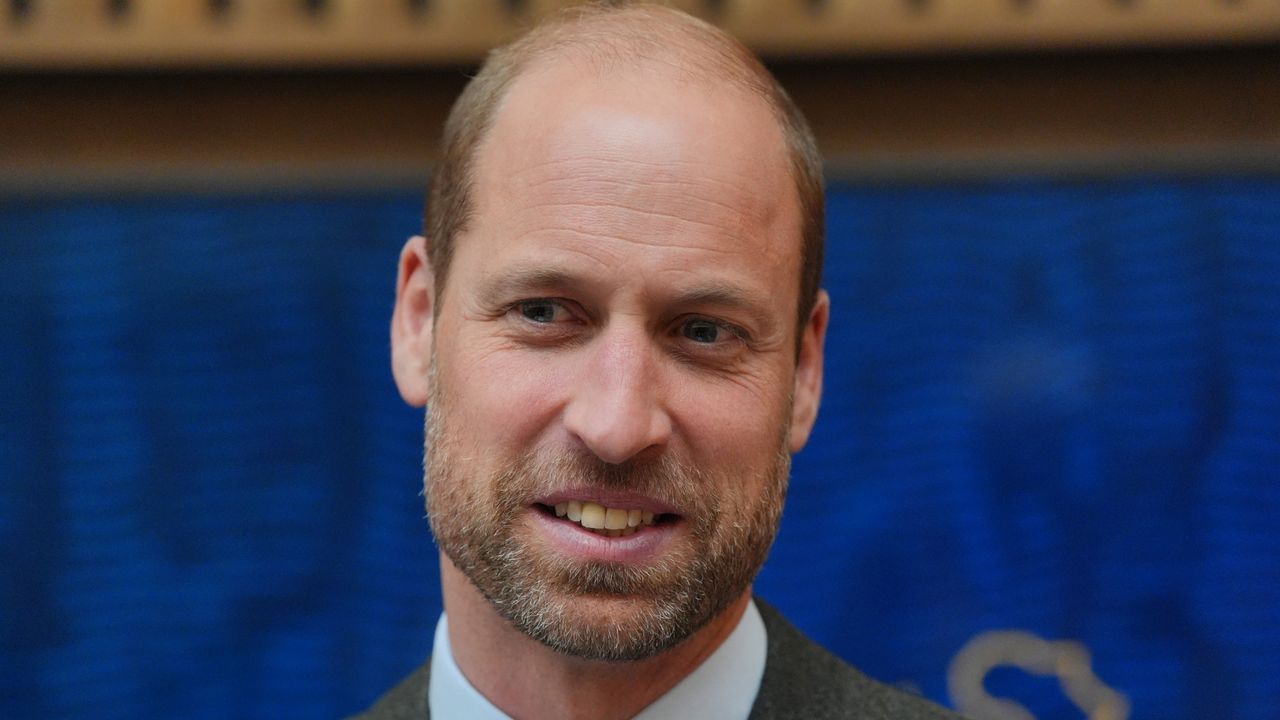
[526,507,680,563]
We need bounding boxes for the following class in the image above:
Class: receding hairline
[475,25,796,191]
[513,5,775,92]
[426,1,825,345]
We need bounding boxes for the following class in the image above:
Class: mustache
[494,447,711,512]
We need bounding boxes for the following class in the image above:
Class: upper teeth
[554,501,657,537]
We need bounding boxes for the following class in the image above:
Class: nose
[562,326,672,465]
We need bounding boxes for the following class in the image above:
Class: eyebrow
[476,267,589,302]
[476,267,780,335]
[668,284,779,336]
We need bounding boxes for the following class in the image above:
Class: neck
[439,555,750,720]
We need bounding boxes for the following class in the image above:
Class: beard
[422,376,791,662]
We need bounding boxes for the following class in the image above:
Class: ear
[789,290,829,453]
[390,235,435,407]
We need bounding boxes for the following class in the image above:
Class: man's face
[399,60,826,661]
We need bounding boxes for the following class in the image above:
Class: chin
[501,584,711,663]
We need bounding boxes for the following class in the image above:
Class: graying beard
[423,374,790,662]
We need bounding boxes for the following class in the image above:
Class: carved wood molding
[2,46,1276,192]
[2,0,1278,69]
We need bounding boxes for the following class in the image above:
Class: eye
[517,299,564,324]
[503,298,586,346]
[681,318,729,344]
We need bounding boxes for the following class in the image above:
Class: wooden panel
[779,48,1280,179]
[726,0,1280,55]
[1,45,1276,193]
[1,0,1278,69]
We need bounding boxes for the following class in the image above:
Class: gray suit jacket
[351,599,965,719]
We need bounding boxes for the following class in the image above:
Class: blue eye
[682,319,723,344]
[519,300,559,323]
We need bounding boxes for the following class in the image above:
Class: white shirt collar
[428,599,768,720]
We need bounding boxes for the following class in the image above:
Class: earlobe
[789,290,829,453]
[390,235,436,407]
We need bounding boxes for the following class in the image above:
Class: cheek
[439,342,573,454]
[670,374,791,475]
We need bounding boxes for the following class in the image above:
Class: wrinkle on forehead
[471,58,799,264]
[505,207,784,274]
[509,158,776,229]
[484,54,790,180]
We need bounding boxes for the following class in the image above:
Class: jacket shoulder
[749,600,967,720]
[346,660,431,720]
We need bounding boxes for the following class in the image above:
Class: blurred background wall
[2,1,1278,719]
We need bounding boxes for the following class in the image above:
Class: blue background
[2,179,1278,718]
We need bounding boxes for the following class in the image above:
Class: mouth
[533,500,680,538]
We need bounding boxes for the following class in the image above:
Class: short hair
[425,1,824,343]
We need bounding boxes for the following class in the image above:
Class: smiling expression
[398,56,826,661]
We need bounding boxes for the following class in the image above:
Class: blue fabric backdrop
[2,179,1277,719]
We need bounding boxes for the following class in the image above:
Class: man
[362,3,963,718]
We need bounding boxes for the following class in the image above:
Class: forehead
[459,56,802,309]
